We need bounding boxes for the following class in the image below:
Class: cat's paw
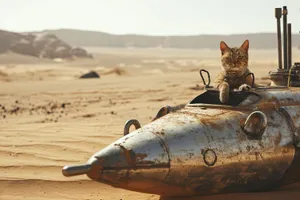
[219,82,230,103]
[239,84,251,91]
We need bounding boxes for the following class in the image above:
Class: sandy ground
[1,47,300,200]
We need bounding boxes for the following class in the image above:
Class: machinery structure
[269,6,300,86]
[62,5,300,198]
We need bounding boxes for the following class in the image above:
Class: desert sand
[1,47,300,200]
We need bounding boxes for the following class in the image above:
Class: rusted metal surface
[61,4,300,197]
[62,86,300,196]
[146,106,295,196]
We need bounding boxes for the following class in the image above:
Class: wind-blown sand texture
[1,47,300,200]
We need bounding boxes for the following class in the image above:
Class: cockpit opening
[188,89,261,107]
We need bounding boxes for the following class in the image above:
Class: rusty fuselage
[62,5,300,197]
[62,86,300,197]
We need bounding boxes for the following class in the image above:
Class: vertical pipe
[288,23,292,68]
[282,6,288,70]
[275,8,283,70]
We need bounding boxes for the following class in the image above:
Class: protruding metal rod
[62,164,92,177]
[288,23,292,68]
[282,6,288,70]
[275,8,283,70]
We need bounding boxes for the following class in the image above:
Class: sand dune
[1,48,300,199]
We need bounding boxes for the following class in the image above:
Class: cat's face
[220,40,249,77]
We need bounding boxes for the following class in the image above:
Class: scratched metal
[62,87,300,197]
[84,126,170,192]
[61,5,300,196]
[148,106,295,196]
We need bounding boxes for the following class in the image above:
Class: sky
[0,0,299,35]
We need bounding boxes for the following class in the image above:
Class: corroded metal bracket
[152,105,171,121]
[152,104,186,121]
[199,69,212,89]
[244,72,255,88]
[124,119,141,136]
[242,111,267,140]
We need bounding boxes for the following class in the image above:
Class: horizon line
[2,28,300,37]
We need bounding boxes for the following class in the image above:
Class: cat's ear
[240,39,249,52]
[220,41,229,55]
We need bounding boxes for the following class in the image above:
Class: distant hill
[0,29,93,59]
[41,29,300,49]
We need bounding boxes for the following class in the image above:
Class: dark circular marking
[203,149,217,167]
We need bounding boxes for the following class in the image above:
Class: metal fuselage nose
[85,128,170,193]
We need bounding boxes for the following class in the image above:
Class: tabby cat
[213,39,256,103]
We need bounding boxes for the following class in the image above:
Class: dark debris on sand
[0,100,72,122]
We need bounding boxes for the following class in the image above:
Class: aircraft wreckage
[62,6,300,197]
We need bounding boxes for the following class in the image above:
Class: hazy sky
[1,0,299,35]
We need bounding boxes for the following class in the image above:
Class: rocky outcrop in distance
[79,71,100,79]
[0,29,93,59]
